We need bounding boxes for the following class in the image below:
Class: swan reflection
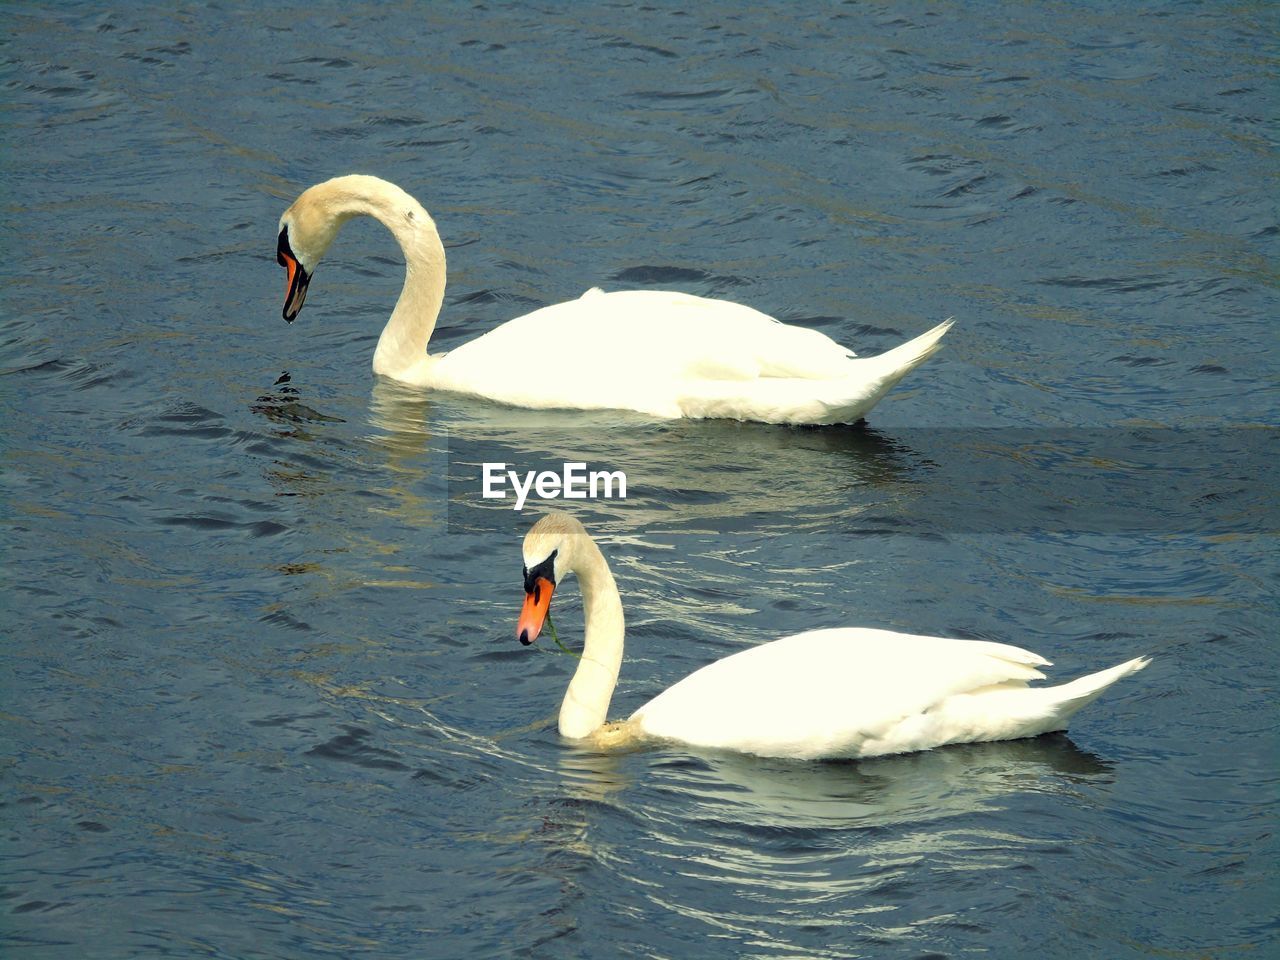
[532,731,1119,941]
[368,377,926,538]
[547,733,1111,834]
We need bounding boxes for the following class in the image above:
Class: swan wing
[630,628,1052,759]
[429,290,878,416]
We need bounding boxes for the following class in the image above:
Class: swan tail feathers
[866,318,954,380]
[1041,655,1151,728]
[805,318,953,423]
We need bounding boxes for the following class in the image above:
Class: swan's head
[517,511,589,646]
[276,179,355,323]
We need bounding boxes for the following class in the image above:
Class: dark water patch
[155,515,288,537]
[174,245,255,265]
[1110,355,1172,368]
[469,646,528,663]
[887,79,944,101]
[318,124,371,141]
[265,71,318,85]
[277,562,322,576]
[411,765,458,786]
[610,265,747,288]
[1171,101,1218,117]
[601,39,679,59]
[495,259,547,277]
[211,808,264,825]
[12,901,64,914]
[450,288,541,307]
[364,115,426,128]
[905,153,981,177]
[259,610,311,631]
[1,357,117,391]
[138,404,232,439]
[630,87,736,102]
[458,40,507,52]
[924,59,984,78]
[1146,163,1218,179]
[1190,364,1228,374]
[1034,272,1253,305]
[287,56,356,68]
[2,357,75,377]
[824,318,905,343]
[677,173,717,189]
[1193,487,1248,505]
[117,51,168,67]
[393,137,467,149]
[1040,274,1173,293]
[942,173,993,198]
[1076,631,1142,644]
[25,84,83,97]
[249,711,328,728]
[306,726,410,771]
[148,42,190,57]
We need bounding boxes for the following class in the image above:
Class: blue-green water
[3,3,1276,957]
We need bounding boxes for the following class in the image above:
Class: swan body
[516,513,1151,760]
[277,174,953,425]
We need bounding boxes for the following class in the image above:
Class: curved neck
[325,179,446,377]
[560,539,626,739]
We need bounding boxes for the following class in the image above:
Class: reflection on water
[366,376,435,461]
[368,377,924,539]
[534,734,1120,956]
[367,378,1277,539]
[556,733,1111,833]
[656,734,1110,829]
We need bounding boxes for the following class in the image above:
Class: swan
[516,512,1151,759]
[276,174,953,425]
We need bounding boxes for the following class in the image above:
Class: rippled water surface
[3,3,1277,958]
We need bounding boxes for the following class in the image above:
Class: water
[3,2,1277,957]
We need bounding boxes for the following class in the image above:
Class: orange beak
[517,577,555,645]
[277,228,310,323]
[280,251,310,322]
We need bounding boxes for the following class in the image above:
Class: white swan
[517,512,1151,759]
[277,174,953,425]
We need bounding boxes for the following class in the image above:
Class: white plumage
[633,628,1148,760]
[517,513,1151,760]
[276,175,952,425]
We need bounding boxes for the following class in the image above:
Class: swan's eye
[522,550,557,593]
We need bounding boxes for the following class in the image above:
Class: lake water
[3,2,1277,957]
